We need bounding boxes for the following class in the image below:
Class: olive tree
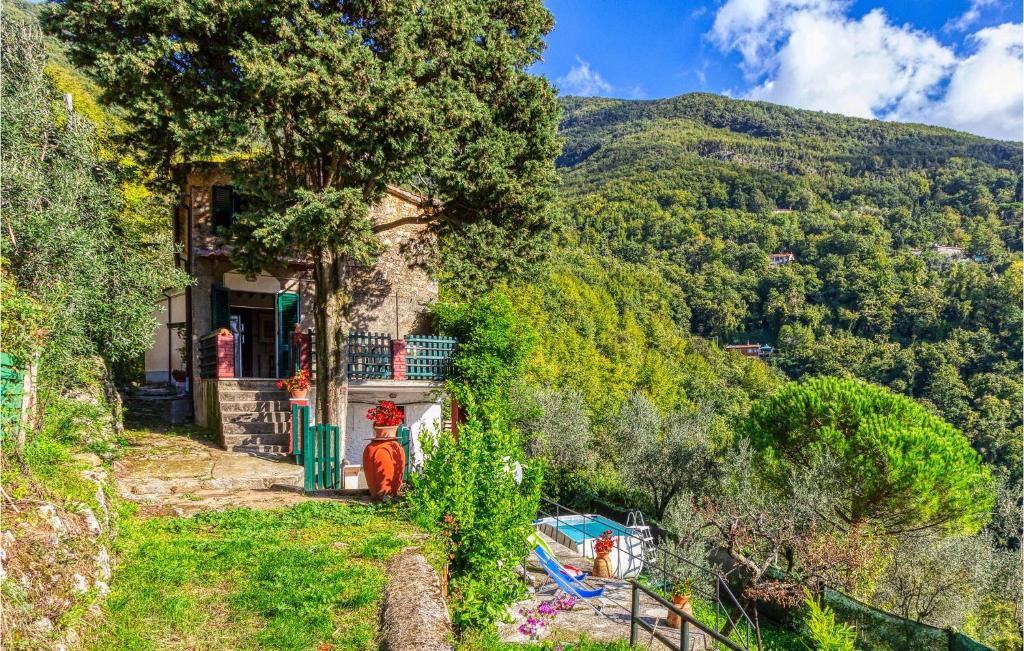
[46,0,560,426]
[612,392,720,520]
[745,376,994,535]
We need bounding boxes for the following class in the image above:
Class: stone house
[144,164,453,489]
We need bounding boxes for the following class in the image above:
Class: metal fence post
[681,619,690,651]
[630,582,639,645]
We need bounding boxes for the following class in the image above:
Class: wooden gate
[291,404,342,491]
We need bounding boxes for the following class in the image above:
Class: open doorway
[211,285,301,379]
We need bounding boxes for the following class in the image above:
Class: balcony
[347,331,456,382]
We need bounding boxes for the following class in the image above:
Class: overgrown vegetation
[409,292,544,633]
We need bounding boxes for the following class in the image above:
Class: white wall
[344,391,442,480]
[144,292,187,383]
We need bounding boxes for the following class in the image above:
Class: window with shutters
[211,185,234,233]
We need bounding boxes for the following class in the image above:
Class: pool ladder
[626,510,658,564]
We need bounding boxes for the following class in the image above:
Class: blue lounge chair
[535,547,605,613]
[534,543,589,582]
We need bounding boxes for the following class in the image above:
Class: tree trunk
[102,359,124,437]
[313,251,350,429]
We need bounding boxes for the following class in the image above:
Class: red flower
[278,369,310,393]
[366,400,403,426]
[594,530,615,555]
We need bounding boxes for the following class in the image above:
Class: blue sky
[533,0,1023,140]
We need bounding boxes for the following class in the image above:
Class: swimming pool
[534,514,645,578]
[542,515,633,543]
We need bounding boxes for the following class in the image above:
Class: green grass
[87,501,419,651]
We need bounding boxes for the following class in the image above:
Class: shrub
[409,419,542,631]
[802,591,857,651]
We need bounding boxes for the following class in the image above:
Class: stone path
[499,532,714,650]
[113,426,330,517]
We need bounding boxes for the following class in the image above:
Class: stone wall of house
[347,189,439,337]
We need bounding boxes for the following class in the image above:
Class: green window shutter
[277,292,300,378]
[211,185,234,232]
[211,285,230,331]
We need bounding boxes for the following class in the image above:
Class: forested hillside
[548,93,1022,483]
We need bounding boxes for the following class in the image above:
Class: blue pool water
[547,515,633,543]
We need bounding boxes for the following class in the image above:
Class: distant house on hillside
[772,208,794,214]
[910,244,982,264]
[769,252,796,266]
[144,163,453,490]
[725,342,773,359]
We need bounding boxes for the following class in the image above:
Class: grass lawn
[86,501,420,651]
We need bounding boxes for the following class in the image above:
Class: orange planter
[592,552,613,578]
[666,594,693,629]
[363,436,405,500]
[373,424,399,438]
[289,389,308,399]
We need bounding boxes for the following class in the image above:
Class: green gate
[291,404,342,491]
[1,353,25,440]
[396,424,414,477]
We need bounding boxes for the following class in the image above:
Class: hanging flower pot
[666,582,694,629]
[591,530,615,578]
[277,368,310,399]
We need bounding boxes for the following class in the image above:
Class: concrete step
[222,411,291,424]
[218,399,291,413]
[228,445,292,455]
[219,390,289,402]
[223,431,290,447]
[222,421,291,436]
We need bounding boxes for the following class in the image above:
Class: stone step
[223,431,290,447]
[228,445,292,456]
[222,421,291,436]
[218,390,288,402]
[218,399,291,413]
[222,411,291,424]
[216,379,286,390]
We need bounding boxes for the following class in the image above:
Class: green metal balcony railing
[346,331,456,381]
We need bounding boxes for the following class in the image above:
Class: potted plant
[592,529,615,578]
[171,369,187,383]
[362,400,406,500]
[666,580,694,629]
[366,400,403,438]
[276,368,310,399]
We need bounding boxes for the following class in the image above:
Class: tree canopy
[745,376,994,535]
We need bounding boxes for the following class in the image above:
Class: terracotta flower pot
[363,436,405,500]
[666,594,693,629]
[289,389,308,399]
[373,424,399,438]
[592,552,613,578]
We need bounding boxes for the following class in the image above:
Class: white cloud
[556,57,614,96]
[903,23,1023,140]
[710,0,1023,140]
[944,0,999,33]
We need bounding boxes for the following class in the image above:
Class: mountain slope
[548,93,1022,478]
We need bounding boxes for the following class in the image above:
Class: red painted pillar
[391,339,406,381]
[450,397,461,441]
[215,329,234,379]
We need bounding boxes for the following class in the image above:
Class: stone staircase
[217,379,292,454]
